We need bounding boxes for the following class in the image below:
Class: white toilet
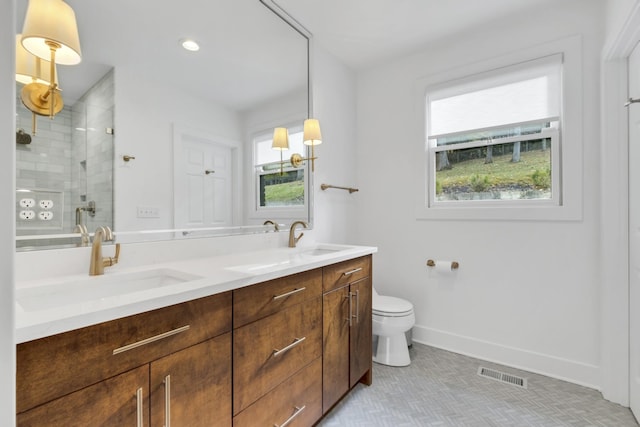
[372,288,415,367]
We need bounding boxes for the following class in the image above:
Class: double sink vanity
[15,241,377,426]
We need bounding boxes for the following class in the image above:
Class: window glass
[426,55,561,205]
[254,128,305,208]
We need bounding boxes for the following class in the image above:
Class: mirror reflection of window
[254,126,305,208]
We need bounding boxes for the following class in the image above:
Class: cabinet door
[150,333,231,427]
[17,365,149,427]
[322,286,350,413]
[349,278,373,388]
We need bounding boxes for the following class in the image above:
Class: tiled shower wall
[15,69,114,247]
[16,88,74,238]
[71,70,114,233]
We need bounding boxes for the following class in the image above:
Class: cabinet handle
[164,375,171,427]
[136,387,144,427]
[272,337,306,357]
[274,405,306,427]
[342,267,362,277]
[273,287,306,300]
[354,289,360,324]
[112,325,190,355]
[347,292,353,327]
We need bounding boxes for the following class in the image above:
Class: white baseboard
[413,325,601,391]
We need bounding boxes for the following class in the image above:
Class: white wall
[356,0,605,388]
[1,1,16,425]
[306,43,360,244]
[606,0,639,47]
[114,68,243,232]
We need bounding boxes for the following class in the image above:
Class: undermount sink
[16,268,203,312]
[225,244,354,275]
[299,244,354,257]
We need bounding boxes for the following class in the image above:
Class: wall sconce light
[290,118,322,172]
[272,119,323,173]
[16,34,57,86]
[18,0,82,132]
[15,34,59,134]
[271,127,289,175]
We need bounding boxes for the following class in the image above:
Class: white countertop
[15,243,377,344]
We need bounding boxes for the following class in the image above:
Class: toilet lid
[373,295,413,315]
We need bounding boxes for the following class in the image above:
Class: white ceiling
[276,0,560,69]
[16,0,559,110]
[16,0,308,109]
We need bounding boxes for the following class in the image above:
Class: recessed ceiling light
[181,39,200,52]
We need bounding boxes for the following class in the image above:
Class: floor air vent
[477,367,528,389]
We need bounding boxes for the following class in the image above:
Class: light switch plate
[137,206,160,218]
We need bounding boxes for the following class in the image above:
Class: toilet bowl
[372,288,415,367]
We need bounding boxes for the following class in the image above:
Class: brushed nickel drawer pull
[342,267,363,276]
[275,405,306,427]
[164,375,171,427]
[273,337,306,357]
[112,325,191,355]
[136,387,144,427]
[273,287,306,300]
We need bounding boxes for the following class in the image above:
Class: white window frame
[415,36,583,221]
[248,124,309,220]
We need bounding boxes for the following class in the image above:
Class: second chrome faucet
[288,221,308,248]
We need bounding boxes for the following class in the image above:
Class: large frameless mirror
[15,0,311,250]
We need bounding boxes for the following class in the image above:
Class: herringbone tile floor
[318,344,638,427]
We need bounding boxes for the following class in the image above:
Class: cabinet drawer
[17,291,232,413]
[233,296,322,414]
[233,358,322,427]
[233,268,322,328]
[323,255,371,292]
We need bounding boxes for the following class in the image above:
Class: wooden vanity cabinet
[232,269,324,425]
[16,255,374,426]
[17,364,150,427]
[16,292,232,426]
[322,255,373,413]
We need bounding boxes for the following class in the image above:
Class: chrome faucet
[263,220,279,232]
[288,221,308,248]
[90,226,120,276]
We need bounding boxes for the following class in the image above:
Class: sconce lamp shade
[16,34,58,86]
[21,0,82,65]
[303,118,322,146]
[272,127,290,151]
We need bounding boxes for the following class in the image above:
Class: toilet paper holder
[426,259,460,270]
